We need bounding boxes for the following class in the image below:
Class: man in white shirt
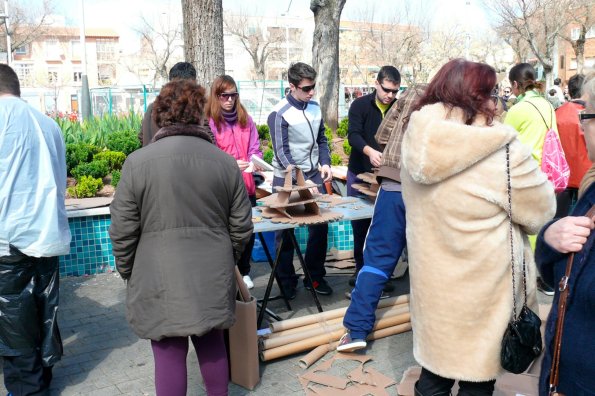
[0,64,71,395]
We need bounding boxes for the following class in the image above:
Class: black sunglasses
[378,83,399,94]
[579,110,595,123]
[297,84,316,93]
[219,92,239,100]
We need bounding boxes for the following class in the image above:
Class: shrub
[324,125,333,153]
[343,139,352,156]
[67,176,103,198]
[94,151,126,171]
[331,153,343,166]
[66,143,101,174]
[72,160,110,180]
[263,148,274,165]
[337,118,349,138]
[257,124,270,141]
[106,130,141,156]
[111,170,121,188]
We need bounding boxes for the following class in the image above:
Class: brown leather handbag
[548,204,595,396]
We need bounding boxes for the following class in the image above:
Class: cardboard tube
[298,341,339,369]
[269,295,409,332]
[368,322,412,341]
[260,313,410,361]
[262,306,410,350]
[267,302,409,339]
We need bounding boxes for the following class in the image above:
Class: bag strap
[549,204,595,393]
[525,100,553,131]
[505,144,528,320]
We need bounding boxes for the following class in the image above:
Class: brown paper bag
[228,270,260,390]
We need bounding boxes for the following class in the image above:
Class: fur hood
[403,103,518,185]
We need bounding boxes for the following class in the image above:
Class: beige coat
[401,103,556,381]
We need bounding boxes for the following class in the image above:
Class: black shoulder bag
[500,143,543,374]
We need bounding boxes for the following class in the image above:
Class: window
[71,40,81,59]
[15,45,28,55]
[47,66,59,84]
[73,68,82,83]
[45,39,61,59]
[14,63,33,86]
[96,38,116,61]
[560,55,565,69]
[97,64,115,86]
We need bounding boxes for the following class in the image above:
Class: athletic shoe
[304,278,333,295]
[280,284,297,300]
[242,275,254,289]
[336,332,367,352]
[537,277,555,296]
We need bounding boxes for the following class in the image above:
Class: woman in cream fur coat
[401,59,556,396]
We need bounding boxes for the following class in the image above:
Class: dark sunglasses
[218,92,239,100]
[503,90,511,94]
[579,110,595,123]
[378,83,399,94]
[297,84,316,93]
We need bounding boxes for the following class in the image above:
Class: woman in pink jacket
[207,75,262,289]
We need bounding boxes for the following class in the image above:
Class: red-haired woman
[400,59,555,395]
[207,75,262,289]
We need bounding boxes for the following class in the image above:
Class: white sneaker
[242,275,254,289]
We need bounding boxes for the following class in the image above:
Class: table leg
[288,231,323,313]
[258,232,292,311]
[257,233,286,328]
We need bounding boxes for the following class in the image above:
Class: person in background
[551,77,566,103]
[535,72,595,396]
[547,89,562,109]
[555,73,589,218]
[401,59,555,396]
[207,75,262,289]
[505,62,559,296]
[267,62,333,298]
[337,84,426,352]
[110,79,253,396]
[139,62,198,146]
[346,66,400,291]
[0,64,71,395]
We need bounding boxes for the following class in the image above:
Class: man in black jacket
[347,66,400,290]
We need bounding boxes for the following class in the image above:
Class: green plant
[257,124,270,141]
[72,160,110,180]
[324,125,333,153]
[67,176,103,198]
[331,153,343,166]
[111,170,121,188]
[94,151,126,171]
[66,143,101,174]
[343,139,352,156]
[263,148,274,165]
[337,118,349,138]
[106,130,141,156]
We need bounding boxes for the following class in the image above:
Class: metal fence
[90,86,159,116]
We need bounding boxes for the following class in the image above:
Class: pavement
[0,261,553,395]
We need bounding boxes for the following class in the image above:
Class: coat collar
[152,123,214,144]
[402,103,518,185]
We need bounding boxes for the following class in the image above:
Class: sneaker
[242,275,254,289]
[280,284,297,300]
[336,332,367,352]
[345,290,390,300]
[383,280,394,293]
[304,278,333,295]
[537,277,555,296]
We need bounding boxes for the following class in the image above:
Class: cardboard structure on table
[258,165,343,224]
[352,171,379,199]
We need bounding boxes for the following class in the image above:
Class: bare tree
[181,0,224,87]
[0,0,54,55]
[311,0,346,131]
[485,0,572,85]
[224,14,284,80]
[135,13,182,88]
[559,0,595,74]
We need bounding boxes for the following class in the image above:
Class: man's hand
[544,216,595,253]
[363,146,382,168]
[320,165,332,182]
[237,159,250,171]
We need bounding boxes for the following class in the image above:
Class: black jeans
[237,195,257,276]
[3,353,53,396]
[272,170,328,289]
[417,367,496,396]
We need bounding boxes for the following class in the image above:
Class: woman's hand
[237,160,250,171]
[544,216,595,253]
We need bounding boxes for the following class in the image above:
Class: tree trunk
[574,38,586,75]
[310,0,346,132]
[181,0,225,88]
[543,64,554,88]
